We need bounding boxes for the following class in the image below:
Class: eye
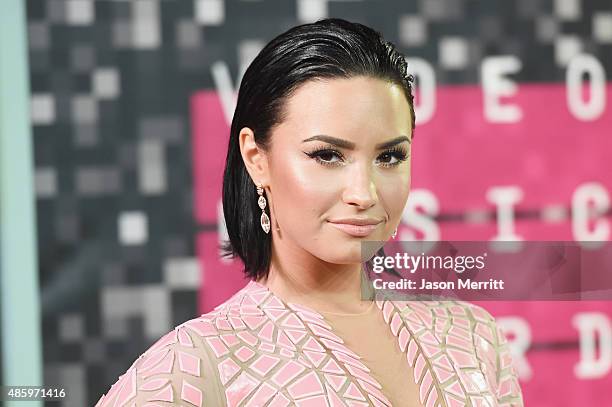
[304,147,345,167]
[376,147,409,168]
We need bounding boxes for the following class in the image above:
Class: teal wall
[0,0,43,405]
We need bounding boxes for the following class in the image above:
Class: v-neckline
[244,280,427,407]
[247,279,381,318]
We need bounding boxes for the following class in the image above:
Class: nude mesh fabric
[95,280,524,406]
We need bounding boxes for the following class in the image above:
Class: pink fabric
[95,280,523,406]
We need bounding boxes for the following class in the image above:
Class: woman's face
[263,75,412,264]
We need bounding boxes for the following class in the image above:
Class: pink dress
[95,280,523,406]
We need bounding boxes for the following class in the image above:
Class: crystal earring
[257,183,270,234]
[392,228,398,239]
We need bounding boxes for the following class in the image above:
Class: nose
[341,163,378,209]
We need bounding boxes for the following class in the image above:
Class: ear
[239,126,270,187]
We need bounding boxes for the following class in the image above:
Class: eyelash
[304,146,409,168]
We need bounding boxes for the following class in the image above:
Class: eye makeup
[303,146,345,167]
[375,146,409,168]
[303,144,409,168]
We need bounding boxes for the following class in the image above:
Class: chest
[324,307,424,407]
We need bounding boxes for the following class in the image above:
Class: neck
[256,240,371,314]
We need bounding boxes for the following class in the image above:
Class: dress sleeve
[93,324,222,406]
[469,304,524,407]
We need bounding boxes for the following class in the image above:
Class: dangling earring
[257,183,270,234]
[392,228,398,239]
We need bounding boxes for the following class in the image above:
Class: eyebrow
[302,135,411,150]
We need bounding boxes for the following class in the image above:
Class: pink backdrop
[191,84,612,404]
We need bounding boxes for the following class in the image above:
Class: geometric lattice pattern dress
[95,280,524,406]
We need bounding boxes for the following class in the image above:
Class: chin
[314,233,378,263]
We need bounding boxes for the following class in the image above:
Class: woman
[96,18,523,406]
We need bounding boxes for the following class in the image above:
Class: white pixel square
[66,0,95,25]
[439,37,469,70]
[31,94,56,125]
[118,211,148,245]
[195,0,225,25]
[593,13,612,43]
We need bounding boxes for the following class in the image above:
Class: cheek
[271,156,339,221]
[378,171,411,214]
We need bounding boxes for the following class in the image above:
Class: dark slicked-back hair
[220,18,415,280]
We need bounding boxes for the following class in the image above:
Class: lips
[327,218,383,237]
